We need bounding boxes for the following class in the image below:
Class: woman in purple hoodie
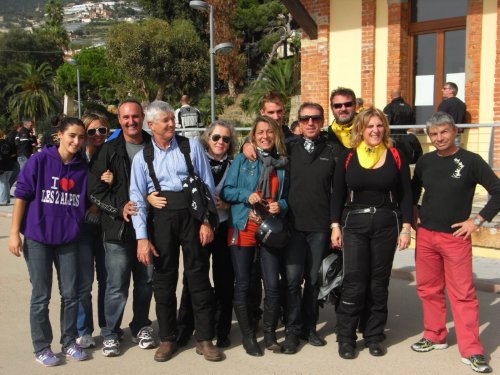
[8,117,89,367]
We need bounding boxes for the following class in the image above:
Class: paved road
[0,213,498,375]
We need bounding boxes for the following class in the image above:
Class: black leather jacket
[87,130,151,243]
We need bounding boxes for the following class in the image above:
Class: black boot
[234,304,263,357]
[263,303,280,352]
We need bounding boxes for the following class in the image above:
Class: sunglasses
[299,114,323,122]
[86,127,108,137]
[332,101,355,109]
[211,134,231,144]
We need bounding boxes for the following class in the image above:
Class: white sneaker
[76,334,96,349]
[132,326,156,349]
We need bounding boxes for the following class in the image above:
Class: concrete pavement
[0,209,498,375]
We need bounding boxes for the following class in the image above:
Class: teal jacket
[221,153,288,244]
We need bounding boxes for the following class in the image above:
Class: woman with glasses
[148,120,238,348]
[330,107,412,359]
[221,116,288,357]
[75,112,112,349]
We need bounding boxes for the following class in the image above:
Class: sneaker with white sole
[411,338,448,352]
[461,354,492,373]
[35,348,61,367]
[102,338,120,357]
[132,326,156,349]
[76,334,96,349]
[63,343,89,361]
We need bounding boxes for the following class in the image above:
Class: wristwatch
[330,223,340,229]
[473,217,483,227]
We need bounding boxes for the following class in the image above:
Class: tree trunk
[155,82,166,101]
[228,80,236,97]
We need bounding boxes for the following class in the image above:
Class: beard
[335,111,356,125]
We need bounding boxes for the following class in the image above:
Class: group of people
[6,87,498,374]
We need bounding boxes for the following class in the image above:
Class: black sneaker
[461,354,492,373]
[281,334,299,355]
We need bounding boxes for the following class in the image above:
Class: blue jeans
[23,239,79,354]
[284,231,329,335]
[0,171,12,204]
[231,245,280,307]
[101,240,153,339]
[77,223,107,336]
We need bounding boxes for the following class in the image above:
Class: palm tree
[242,58,299,118]
[6,62,61,125]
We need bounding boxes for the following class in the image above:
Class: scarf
[206,152,228,186]
[356,141,386,169]
[331,120,354,148]
[256,147,287,199]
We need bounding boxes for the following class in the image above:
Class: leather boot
[234,304,263,357]
[263,303,280,352]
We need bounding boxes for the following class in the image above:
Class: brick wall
[299,0,330,122]
[386,0,410,102]
[465,0,483,124]
[361,0,376,105]
[494,0,500,174]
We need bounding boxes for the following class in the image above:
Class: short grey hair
[144,100,175,123]
[426,112,457,133]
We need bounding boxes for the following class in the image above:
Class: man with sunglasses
[281,102,338,354]
[328,87,358,152]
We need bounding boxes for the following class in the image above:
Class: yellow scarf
[330,121,353,148]
[356,141,386,169]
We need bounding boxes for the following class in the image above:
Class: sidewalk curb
[391,268,500,294]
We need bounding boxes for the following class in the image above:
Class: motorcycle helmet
[255,215,290,249]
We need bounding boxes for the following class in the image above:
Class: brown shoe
[154,341,177,362]
[195,340,223,362]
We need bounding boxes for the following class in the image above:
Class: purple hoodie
[15,145,87,245]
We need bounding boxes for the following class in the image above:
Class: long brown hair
[250,116,286,157]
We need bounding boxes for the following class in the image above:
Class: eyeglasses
[86,127,108,137]
[331,101,355,109]
[211,134,231,144]
[299,115,323,122]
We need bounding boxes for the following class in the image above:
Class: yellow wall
[374,0,388,108]
[329,0,362,107]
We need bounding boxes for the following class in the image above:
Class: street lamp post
[67,58,81,118]
[189,1,233,123]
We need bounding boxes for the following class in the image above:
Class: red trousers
[415,227,483,357]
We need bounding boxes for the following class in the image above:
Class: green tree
[42,0,69,50]
[6,62,61,126]
[106,18,209,101]
[55,47,125,104]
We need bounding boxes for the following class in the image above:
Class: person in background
[76,112,112,349]
[8,117,89,367]
[15,119,37,170]
[383,88,414,134]
[174,94,203,139]
[0,129,16,205]
[410,112,499,374]
[221,116,288,357]
[331,107,412,359]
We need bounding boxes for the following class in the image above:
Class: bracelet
[330,223,340,229]
[400,231,411,235]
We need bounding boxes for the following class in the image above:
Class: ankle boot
[234,304,263,357]
[263,303,280,351]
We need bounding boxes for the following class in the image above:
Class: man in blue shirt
[129,100,222,363]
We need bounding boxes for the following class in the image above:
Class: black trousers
[177,221,234,340]
[336,208,400,345]
[151,208,215,342]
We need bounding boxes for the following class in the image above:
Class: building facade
[284,0,500,173]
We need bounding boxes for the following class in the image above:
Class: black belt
[153,191,189,210]
[348,207,395,215]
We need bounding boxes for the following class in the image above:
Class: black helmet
[255,215,290,249]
